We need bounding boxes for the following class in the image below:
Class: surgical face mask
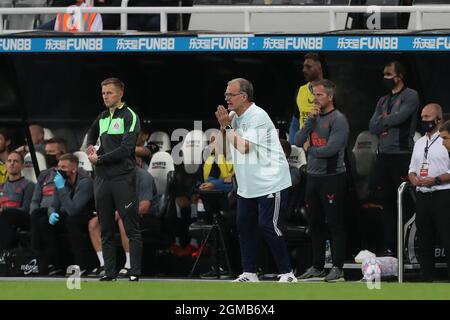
[422,119,438,133]
[45,154,58,168]
[57,169,69,180]
[383,78,396,91]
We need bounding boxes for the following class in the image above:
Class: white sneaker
[232,272,259,282]
[278,272,298,283]
[118,267,130,278]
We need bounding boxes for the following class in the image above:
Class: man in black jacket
[86,77,141,281]
[37,153,94,275]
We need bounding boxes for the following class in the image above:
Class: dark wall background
[1,51,450,150]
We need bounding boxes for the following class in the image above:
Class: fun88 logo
[362,257,381,290]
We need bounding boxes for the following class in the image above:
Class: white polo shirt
[230,103,292,198]
[408,131,450,193]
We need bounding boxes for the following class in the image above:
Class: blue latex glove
[49,212,60,225]
[53,171,66,190]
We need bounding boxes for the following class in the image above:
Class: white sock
[96,251,104,267]
[125,252,131,269]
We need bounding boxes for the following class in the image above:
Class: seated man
[30,138,68,274]
[0,151,35,251]
[35,153,94,275]
[88,156,160,277]
[135,126,159,169]
[197,133,235,193]
[195,133,237,278]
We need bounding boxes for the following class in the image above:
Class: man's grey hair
[312,79,336,96]
[228,78,254,102]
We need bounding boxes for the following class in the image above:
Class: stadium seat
[24,151,47,171]
[352,130,379,178]
[148,131,171,152]
[5,0,45,30]
[413,131,422,143]
[181,129,206,174]
[52,128,78,152]
[22,151,47,183]
[79,133,100,152]
[73,151,93,173]
[288,145,307,169]
[6,14,37,30]
[0,0,12,29]
[38,13,56,26]
[148,151,175,196]
[16,0,48,5]
[43,127,54,141]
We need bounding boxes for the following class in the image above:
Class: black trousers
[0,208,30,251]
[416,190,450,281]
[30,208,48,255]
[31,208,91,269]
[369,153,411,254]
[94,173,142,277]
[306,173,347,269]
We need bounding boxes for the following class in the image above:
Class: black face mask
[383,78,396,91]
[57,169,69,180]
[422,120,438,133]
[45,154,58,168]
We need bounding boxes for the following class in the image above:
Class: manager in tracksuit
[295,79,349,282]
[86,77,141,281]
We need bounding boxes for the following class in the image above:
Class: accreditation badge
[419,162,429,177]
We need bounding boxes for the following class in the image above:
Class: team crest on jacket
[327,194,335,204]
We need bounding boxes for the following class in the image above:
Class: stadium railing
[397,181,407,283]
[1,4,450,33]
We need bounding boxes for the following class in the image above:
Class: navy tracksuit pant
[236,188,292,274]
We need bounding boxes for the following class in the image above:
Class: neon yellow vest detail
[296,82,315,128]
[203,154,234,182]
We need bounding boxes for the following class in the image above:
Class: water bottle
[325,240,332,264]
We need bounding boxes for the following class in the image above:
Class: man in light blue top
[215,78,296,283]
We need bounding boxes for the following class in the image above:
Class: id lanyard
[420,135,439,177]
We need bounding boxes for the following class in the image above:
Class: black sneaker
[47,264,63,276]
[87,266,105,278]
[297,266,327,280]
[382,249,396,257]
[129,275,139,282]
[324,266,345,282]
[99,275,117,281]
[200,267,230,279]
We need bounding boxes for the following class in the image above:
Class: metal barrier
[397,181,408,283]
[1,5,450,33]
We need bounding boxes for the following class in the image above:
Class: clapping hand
[215,105,233,129]
[86,145,99,164]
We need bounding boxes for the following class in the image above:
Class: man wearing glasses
[215,78,296,283]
